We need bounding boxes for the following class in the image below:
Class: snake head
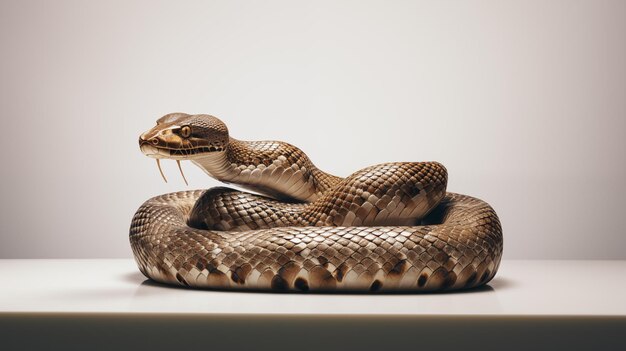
[139,113,229,160]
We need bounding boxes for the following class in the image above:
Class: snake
[130,113,503,292]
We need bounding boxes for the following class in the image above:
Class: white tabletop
[1,259,624,316]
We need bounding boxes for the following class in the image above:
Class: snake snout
[139,136,159,146]
[139,137,164,158]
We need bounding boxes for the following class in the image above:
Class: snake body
[130,113,503,292]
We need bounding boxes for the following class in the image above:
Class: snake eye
[180,125,192,138]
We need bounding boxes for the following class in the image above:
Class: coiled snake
[130,113,503,292]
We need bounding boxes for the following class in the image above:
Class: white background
[1,0,624,259]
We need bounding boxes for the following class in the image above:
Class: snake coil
[130,113,503,292]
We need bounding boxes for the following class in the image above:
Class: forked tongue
[155,158,188,185]
[176,160,188,186]
[156,159,167,183]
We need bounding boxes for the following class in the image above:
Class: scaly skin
[130,114,503,292]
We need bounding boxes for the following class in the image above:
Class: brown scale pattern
[131,115,503,292]
[130,182,502,292]
[188,162,447,231]
[226,139,342,200]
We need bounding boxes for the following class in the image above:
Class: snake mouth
[139,141,224,160]
[139,141,226,185]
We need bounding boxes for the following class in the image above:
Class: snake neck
[192,138,341,202]
[191,145,235,182]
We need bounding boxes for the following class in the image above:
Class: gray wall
[1,0,625,259]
